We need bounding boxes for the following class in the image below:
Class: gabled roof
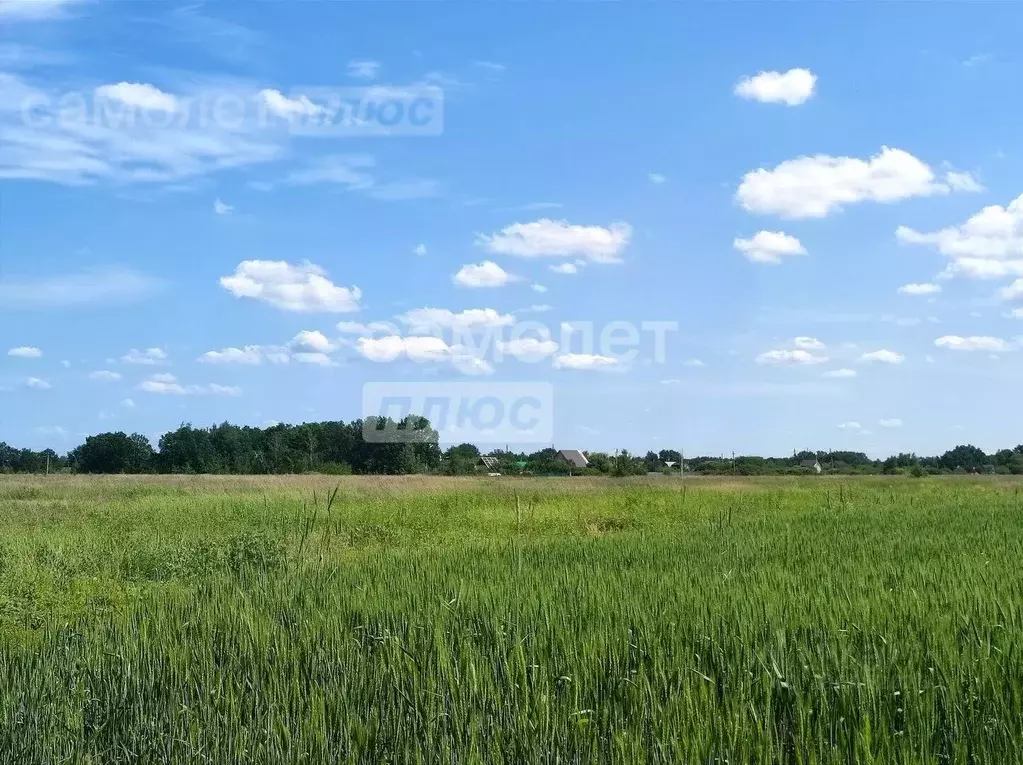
[557,449,589,468]
[799,459,820,468]
[478,455,499,470]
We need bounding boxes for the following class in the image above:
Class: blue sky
[3,0,1023,457]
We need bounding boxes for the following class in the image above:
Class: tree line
[2,419,1023,476]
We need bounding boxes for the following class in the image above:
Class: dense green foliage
[0,475,1021,762]
[5,419,1023,475]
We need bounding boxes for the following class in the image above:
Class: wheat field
[0,475,1021,763]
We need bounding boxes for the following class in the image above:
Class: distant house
[799,459,822,474]
[557,449,589,473]
[476,455,501,475]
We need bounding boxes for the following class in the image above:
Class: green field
[0,475,1021,763]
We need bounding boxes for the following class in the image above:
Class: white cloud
[220,260,361,313]
[939,258,1023,280]
[529,304,552,313]
[755,349,827,365]
[292,352,336,366]
[25,377,51,390]
[258,89,329,120]
[8,345,41,358]
[88,370,121,381]
[453,261,519,288]
[355,335,492,375]
[553,353,623,371]
[497,337,559,361]
[0,267,160,309]
[291,330,336,353]
[734,68,816,106]
[347,60,381,79]
[734,231,807,264]
[793,336,825,350]
[531,284,548,293]
[879,418,903,428]
[898,282,941,296]
[199,346,267,365]
[823,368,857,378]
[934,335,1010,352]
[1010,308,1023,319]
[0,73,283,187]
[336,320,399,335]
[1000,278,1023,301]
[837,421,862,431]
[648,173,666,184]
[860,349,905,364]
[478,219,631,263]
[121,347,168,365]
[549,262,579,275]
[413,243,427,256]
[897,194,1023,260]
[737,147,952,219]
[946,171,984,193]
[95,82,177,112]
[660,378,681,385]
[60,360,70,368]
[121,398,136,408]
[683,358,706,367]
[139,373,241,395]
[214,198,232,215]
[399,307,514,332]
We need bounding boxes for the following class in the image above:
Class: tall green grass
[0,476,1021,763]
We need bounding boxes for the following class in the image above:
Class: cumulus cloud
[552,353,623,371]
[999,279,1023,301]
[121,347,168,365]
[453,261,519,288]
[755,349,827,365]
[734,68,816,106]
[837,421,862,431]
[220,260,361,313]
[399,307,514,332]
[737,147,956,219]
[25,377,51,390]
[549,262,579,275]
[199,346,268,365]
[413,243,427,256]
[88,370,121,381]
[531,284,548,293]
[898,282,941,296]
[95,82,177,112]
[292,352,336,366]
[7,346,41,358]
[648,173,666,184]
[139,373,241,395]
[213,198,233,215]
[897,194,1023,263]
[793,337,825,350]
[734,231,807,264]
[477,219,631,263]
[879,418,903,428]
[497,337,559,361]
[290,330,336,353]
[336,320,399,335]
[934,335,1010,352]
[355,335,493,375]
[860,349,905,364]
[258,89,329,121]
[823,368,857,378]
